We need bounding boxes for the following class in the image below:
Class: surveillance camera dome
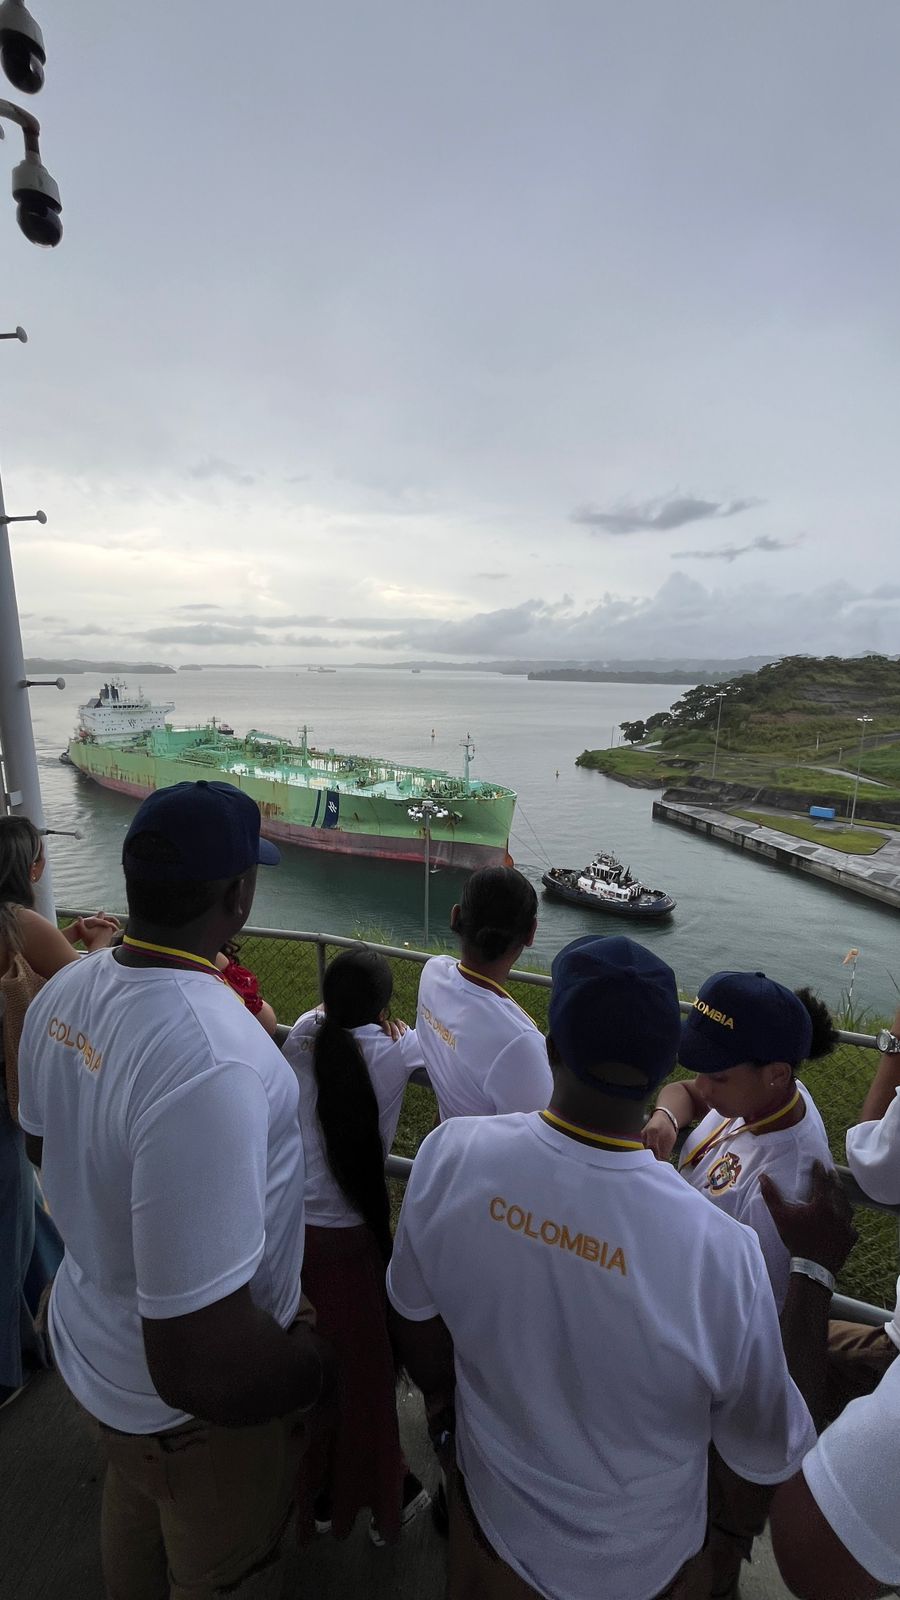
[16,194,61,245]
[11,153,61,247]
[0,0,45,94]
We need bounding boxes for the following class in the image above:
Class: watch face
[877,1030,899,1054]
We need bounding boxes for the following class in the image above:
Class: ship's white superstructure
[76,679,174,744]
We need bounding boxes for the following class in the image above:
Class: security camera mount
[0,97,61,244]
[0,0,45,94]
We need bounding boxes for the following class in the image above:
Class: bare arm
[256,998,278,1036]
[18,907,81,979]
[860,1013,900,1122]
[770,1472,889,1600]
[388,1306,455,1405]
[142,1283,332,1427]
[759,1161,859,1432]
[643,1077,708,1159]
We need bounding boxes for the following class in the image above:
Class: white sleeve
[131,1062,271,1319]
[399,1026,427,1076]
[802,1361,900,1586]
[386,1129,443,1322]
[483,1030,552,1114]
[711,1262,817,1483]
[846,1090,900,1204]
[734,1188,791,1308]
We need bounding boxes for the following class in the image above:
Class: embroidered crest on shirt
[705,1152,742,1194]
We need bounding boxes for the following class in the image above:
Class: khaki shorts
[827,1319,898,1421]
[95,1405,311,1600]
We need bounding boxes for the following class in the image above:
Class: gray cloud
[211,613,423,632]
[177,603,222,612]
[186,457,255,488]
[139,624,269,645]
[349,575,900,661]
[572,495,761,536]
[672,534,801,563]
[475,572,510,580]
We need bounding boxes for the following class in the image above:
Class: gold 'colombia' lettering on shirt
[48,1017,103,1074]
[692,998,734,1029]
[489,1196,627,1275]
[420,1005,456,1051]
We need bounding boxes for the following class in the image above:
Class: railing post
[315,935,326,1001]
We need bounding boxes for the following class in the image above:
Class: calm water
[29,667,900,1016]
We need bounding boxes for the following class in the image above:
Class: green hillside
[657,654,900,757]
[577,655,900,810]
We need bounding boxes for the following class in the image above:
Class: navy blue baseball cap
[122,781,280,882]
[548,935,682,1099]
[679,970,812,1074]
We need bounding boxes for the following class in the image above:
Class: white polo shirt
[803,1352,900,1586]
[680,1083,833,1308]
[845,1087,900,1348]
[17,950,305,1434]
[283,1009,425,1228]
[415,956,552,1120]
[387,1112,814,1600]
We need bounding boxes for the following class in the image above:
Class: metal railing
[236,922,884,1048]
[62,915,897,1326]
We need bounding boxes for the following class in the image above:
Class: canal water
[29,667,900,1018]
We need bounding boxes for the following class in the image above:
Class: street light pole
[0,381,57,917]
[408,799,449,945]
[711,692,727,780]
[849,715,874,827]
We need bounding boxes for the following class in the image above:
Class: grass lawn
[575,746,695,785]
[730,809,889,856]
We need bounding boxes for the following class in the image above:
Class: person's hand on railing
[759,1160,858,1278]
[64,912,121,951]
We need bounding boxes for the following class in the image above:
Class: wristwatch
[876,1030,900,1055]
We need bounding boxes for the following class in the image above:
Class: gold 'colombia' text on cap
[692,998,734,1030]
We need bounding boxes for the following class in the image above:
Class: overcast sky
[3,1,899,664]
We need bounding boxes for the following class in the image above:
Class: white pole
[849,717,872,828]
[423,810,431,946]
[711,693,725,779]
[0,465,55,918]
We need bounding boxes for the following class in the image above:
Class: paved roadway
[6,1368,895,1600]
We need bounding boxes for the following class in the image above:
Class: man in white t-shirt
[826,1006,900,1419]
[388,935,815,1600]
[18,781,330,1600]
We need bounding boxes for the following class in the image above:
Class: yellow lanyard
[540,1108,644,1152]
[121,935,226,982]
[679,1087,802,1173]
[457,963,536,1027]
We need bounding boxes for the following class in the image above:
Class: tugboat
[541,852,676,920]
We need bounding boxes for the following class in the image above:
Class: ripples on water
[29,667,900,1017]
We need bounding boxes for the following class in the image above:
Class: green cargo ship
[66,692,516,869]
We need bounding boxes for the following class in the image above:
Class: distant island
[345,654,776,677]
[179,662,265,670]
[25,657,175,675]
[529,668,733,685]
